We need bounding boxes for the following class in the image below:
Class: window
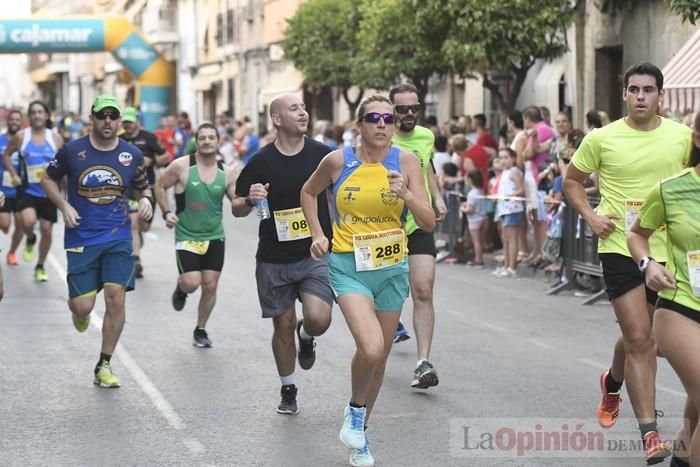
[216,13,224,47]
[226,9,235,43]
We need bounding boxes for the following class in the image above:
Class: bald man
[232,94,334,415]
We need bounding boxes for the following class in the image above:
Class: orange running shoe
[597,370,621,428]
[644,431,671,465]
[6,252,18,266]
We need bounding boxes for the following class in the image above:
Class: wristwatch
[638,256,655,272]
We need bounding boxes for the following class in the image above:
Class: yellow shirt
[571,117,691,259]
[331,146,406,253]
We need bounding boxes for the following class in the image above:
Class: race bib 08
[352,228,405,272]
[273,207,311,242]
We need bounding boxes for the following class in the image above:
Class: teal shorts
[67,239,136,299]
[328,252,409,312]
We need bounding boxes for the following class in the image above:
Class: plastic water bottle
[256,198,270,220]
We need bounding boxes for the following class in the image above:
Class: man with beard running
[155,123,237,348]
[390,83,445,389]
[3,101,63,281]
[0,109,25,265]
[42,95,153,387]
[233,93,333,415]
[121,106,170,278]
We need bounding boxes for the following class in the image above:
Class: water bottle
[256,198,270,220]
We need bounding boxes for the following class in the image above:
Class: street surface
[0,213,687,466]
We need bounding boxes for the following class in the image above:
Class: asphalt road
[0,213,688,467]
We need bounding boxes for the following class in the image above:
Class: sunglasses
[362,112,395,124]
[93,110,121,121]
[394,104,421,114]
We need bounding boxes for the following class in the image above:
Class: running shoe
[34,266,48,282]
[411,360,439,389]
[171,284,187,311]
[134,259,144,279]
[94,362,120,388]
[276,384,299,415]
[23,235,36,263]
[296,319,316,370]
[597,370,621,429]
[350,434,375,467]
[339,405,366,449]
[193,328,212,348]
[72,313,90,333]
[643,431,671,465]
[6,252,18,265]
[393,320,411,344]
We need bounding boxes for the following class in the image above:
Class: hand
[645,261,676,292]
[248,183,269,203]
[61,204,81,229]
[310,235,329,260]
[434,198,447,222]
[387,170,408,199]
[164,211,179,229]
[587,213,619,239]
[0,192,4,208]
[138,197,153,222]
[11,174,22,187]
[528,208,537,223]
[527,129,537,138]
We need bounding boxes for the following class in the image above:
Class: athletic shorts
[407,229,437,256]
[499,211,524,227]
[67,239,135,299]
[0,196,18,213]
[468,218,484,231]
[329,252,409,312]
[599,252,659,305]
[17,194,57,223]
[255,255,334,318]
[176,239,225,274]
[657,298,700,325]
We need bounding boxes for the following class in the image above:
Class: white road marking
[526,338,555,350]
[576,357,685,398]
[47,252,206,451]
[576,358,607,370]
[479,322,508,333]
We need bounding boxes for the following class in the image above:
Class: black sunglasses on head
[361,112,395,124]
[93,110,121,121]
[394,104,420,114]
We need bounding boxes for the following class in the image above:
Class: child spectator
[461,170,486,267]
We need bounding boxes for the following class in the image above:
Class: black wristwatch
[244,197,255,207]
[638,256,655,273]
[162,210,172,220]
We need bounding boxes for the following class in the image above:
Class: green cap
[92,94,122,113]
[122,106,138,123]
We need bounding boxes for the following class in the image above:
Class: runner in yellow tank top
[301,95,435,467]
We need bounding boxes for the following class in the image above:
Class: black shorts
[0,196,18,213]
[17,194,57,223]
[657,298,700,325]
[599,253,659,305]
[175,239,225,273]
[407,229,437,257]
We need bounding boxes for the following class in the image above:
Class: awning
[662,28,700,115]
[533,58,566,115]
[30,67,57,83]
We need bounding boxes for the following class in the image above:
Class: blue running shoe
[350,434,375,467]
[339,405,366,449]
[393,320,410,344]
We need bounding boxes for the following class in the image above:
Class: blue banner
[113,32,159,77]
[140,86,171,132]
[0,19,105,52]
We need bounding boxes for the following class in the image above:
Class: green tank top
[175,157,226,241]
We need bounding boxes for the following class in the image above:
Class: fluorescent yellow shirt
[571,117,691,259]
[392,125,434,235]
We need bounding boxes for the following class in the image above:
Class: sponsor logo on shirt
[343,214,395,225]
[380,187,399,206]
[118,152,133,167]
[77,165,124,205]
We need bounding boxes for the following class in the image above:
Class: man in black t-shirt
[121,107,170,278]
[233,94,333,415]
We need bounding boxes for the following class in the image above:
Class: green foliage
[282,0,364,90]
[668,0,700,24]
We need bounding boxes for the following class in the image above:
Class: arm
[154,149,171,167]
[154,158,184,228]
[224,165,239,201]
[510,168,524,197]
[41,147,80,228]
[398,151,436,233]
[3,134,23,186]
[628,220,676,291]
[428,161,446,222]
[563,164,617,238]
[301,150,343,259]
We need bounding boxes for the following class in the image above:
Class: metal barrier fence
[435,191,465,263]
[547,197,607,305]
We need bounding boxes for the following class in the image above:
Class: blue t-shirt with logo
[0,133,21,198]
[46,136,147,249]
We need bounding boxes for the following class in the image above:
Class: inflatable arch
[0,17,175,131]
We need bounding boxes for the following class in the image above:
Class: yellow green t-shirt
[571,117,691,260]
[638,168,700,312]
[392,125,435,235]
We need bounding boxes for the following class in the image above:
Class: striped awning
[662,28,700,115]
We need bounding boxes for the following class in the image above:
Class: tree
[282,0,366,116]
[599,0,700,24]
[356,0,452,105]
[435,0,578,113]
